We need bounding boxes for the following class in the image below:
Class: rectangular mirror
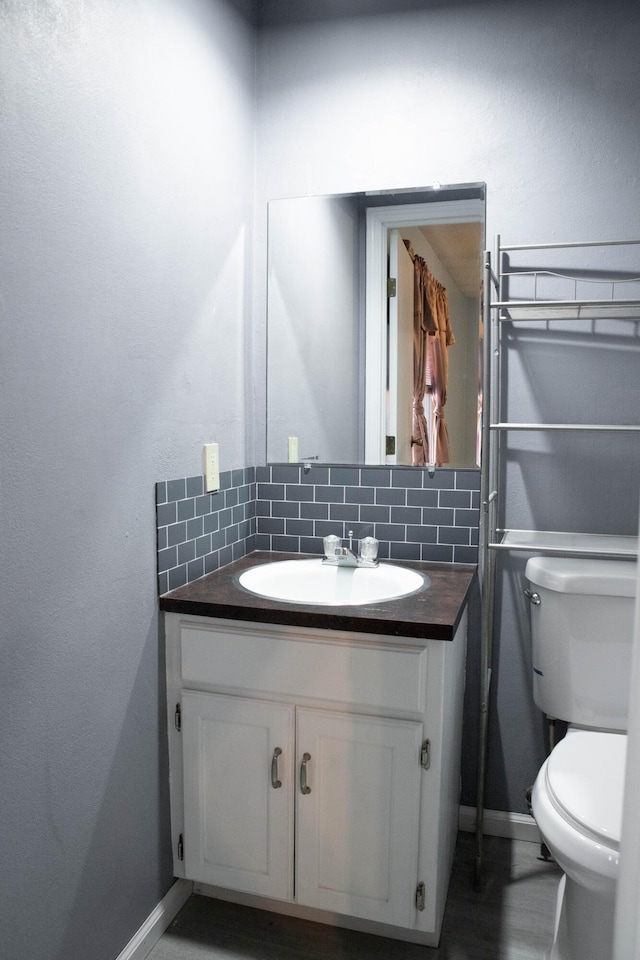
[266,183,485,468]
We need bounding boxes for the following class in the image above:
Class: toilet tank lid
[525,556,637,597]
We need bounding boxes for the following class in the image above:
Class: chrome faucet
[322,531,379,568]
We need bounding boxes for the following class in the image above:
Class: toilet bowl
[531,730,626,960]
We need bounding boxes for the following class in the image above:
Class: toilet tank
[525,556,637,731]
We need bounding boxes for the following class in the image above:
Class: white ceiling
[419,221,483,299]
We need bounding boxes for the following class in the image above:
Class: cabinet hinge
[420,738,431,770]
[175,703,182,732]
[387,277,397,298]
[415,881,426,911]
[178,833,184,861]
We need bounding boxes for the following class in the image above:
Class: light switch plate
[203,443,220,492]
[288,436,299,463]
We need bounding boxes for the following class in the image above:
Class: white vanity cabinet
[164,609,467,947]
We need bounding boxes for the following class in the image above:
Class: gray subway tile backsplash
[330,504,360,522]
[407,488,439,507]
[391,506,422,524]
[156,464,479,594]
[390,467,425,488]
[301,501,329,520]
[272,500,300,519]
[347,485,374,504]
[455,507,481,528]
[330,466,360,486]
[406,524,438,544]
[362,467,390,487]
[285,484,315,502]
[156,468,256,594]
[177,498,196,522]
[439,489,472,508]
[271,465,300,483]
[361,505,390,523]
[257,482,285,500]
[376,487,406,506]
[158,545,177,574]
[455,471,481,490]
[390,541,422,561]
[438,526,471,545]
[254,464,480,566]
[157,501,176,527]
[167,478,186,502]
[186,475,204,498]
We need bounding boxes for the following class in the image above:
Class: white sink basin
[237,558,429,606]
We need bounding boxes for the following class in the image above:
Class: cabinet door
[295,708,423,928]
[182,691,294,900]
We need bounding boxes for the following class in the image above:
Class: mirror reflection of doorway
[365,200,484,467]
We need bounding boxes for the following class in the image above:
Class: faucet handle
[359,536,379,562]
[323,535,341,560]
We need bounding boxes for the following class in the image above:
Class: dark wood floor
[148,833,560,960]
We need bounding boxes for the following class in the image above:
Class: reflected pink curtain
[404,241,455,466]
[406,244,436,465]
[426,281,455,465]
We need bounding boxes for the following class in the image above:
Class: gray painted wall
[0,1,255,958]
[254,0,640,812]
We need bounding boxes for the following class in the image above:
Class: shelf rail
[499,239,640,251]
[490,423,640,432]
[475,235,501,886]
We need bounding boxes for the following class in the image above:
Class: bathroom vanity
[160,552,475,947]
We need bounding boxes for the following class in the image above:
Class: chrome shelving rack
[475,237,640,882]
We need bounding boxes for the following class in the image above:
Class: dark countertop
[159,551,477,641]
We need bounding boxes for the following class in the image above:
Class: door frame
[364,199,485,464]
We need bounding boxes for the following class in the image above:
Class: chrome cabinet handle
[299,752,311,795]
[523,588,541,606]
[271,747,283,789]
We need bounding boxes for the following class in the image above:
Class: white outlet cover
[204,443,220,492]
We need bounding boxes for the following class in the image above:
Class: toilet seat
[544,730,625,850]
[532,731,627,959]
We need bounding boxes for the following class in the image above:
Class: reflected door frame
[364,199,484,464]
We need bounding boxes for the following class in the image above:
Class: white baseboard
[115,878,193,960]
[459,805,541,843]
